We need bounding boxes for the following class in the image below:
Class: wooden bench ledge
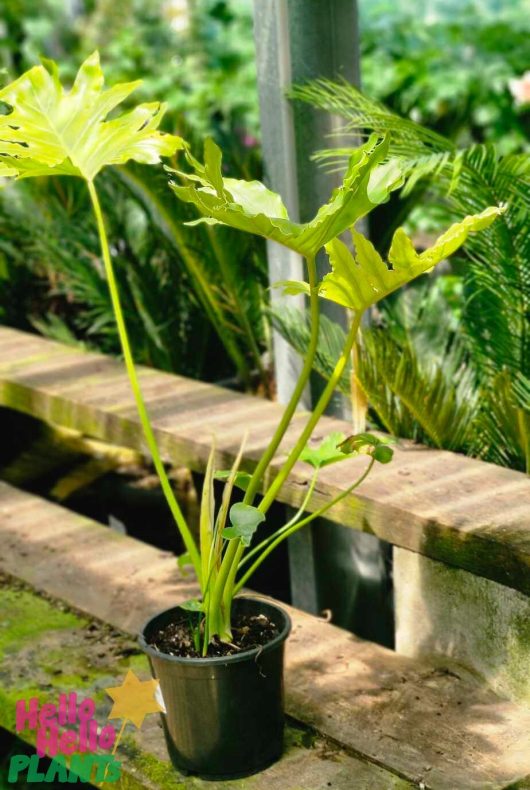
[1,481,529,790]
[0,327,529,596]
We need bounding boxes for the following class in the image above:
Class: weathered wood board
[1,481,529,790]
[0,327,529,596]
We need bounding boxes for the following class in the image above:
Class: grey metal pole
[253,0,393,643]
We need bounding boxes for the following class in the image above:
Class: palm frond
[473,372,530,472]
[116,163,269,390]
[358,328,477,451]
[270,306,351,395]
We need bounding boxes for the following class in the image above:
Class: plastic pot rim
[138,594,292,667]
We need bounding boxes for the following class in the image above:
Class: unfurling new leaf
[338,433,395,464]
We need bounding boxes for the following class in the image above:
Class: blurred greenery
[0,0,528,463]
[0,0,269,389]
[361,0,530,153]
[0,0,259,142]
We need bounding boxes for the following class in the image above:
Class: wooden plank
[0,326,529,596]
[1,481,529,790]
[1,580,410,790]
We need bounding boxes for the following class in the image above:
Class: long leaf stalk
[259,310,363,514]
[210,256,321,626]
[87,179,201,580]
[219,310,363,619]
[233,457,375,595]
[243,256,320,504]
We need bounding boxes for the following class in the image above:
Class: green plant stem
[234,457,375,594]
[207,257,321,628]
[258,310,363,515]
[238,467,319,569]
[222,309,362,615]
[87,179,201,580]
[244,257,321,505]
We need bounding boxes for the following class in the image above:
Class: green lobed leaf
[272,280,311,297]
[300,432,350,468]
[0,51,184,182]
[319,206,504,311]
[222,502,265,547]
[169,134,404,258]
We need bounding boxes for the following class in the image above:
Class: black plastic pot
[138,596,291,779]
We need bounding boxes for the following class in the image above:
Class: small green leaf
[300,432,349,468]
[272,280,311,297]
[222,503,265,547]
[214,470,252,492]
[177,551,193,576]
[372,445,394,464]
[179,599,203,613]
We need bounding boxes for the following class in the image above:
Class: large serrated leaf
[169,134,404,258]
[0,51,183,182]
[319,206,504,311]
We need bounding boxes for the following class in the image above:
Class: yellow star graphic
[105,670,164,729]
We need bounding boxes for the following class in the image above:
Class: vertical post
[253,0,358,612]
[253,1,392,644]
[253,0,360,412]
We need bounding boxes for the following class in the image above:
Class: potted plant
[0,53,503,778]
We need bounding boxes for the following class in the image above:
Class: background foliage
[0,0,267,389]
[0,0,528,469]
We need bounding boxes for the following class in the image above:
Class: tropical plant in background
[0,168,269,389]
[281,79,530,473]
[1,0,528,401]
[0,0,266,391]
[360,0,530,153]
[0,53,502,651]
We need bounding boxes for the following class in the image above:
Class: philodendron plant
[0,53,503,655]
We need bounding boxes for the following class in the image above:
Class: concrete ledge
[394,547,530,706]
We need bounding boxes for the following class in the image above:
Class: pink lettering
[98,725,116,751]
[16,698,39,732]
[38,703,57,727]
[58,729,77,756]
[36,724,59,758]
